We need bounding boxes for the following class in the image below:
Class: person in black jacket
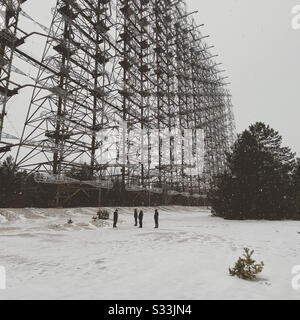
[134,208,138,226]
[154,209,159,228]
[113,209,118,228]
[138,210,143,228]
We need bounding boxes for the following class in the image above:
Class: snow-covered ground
[0,206,300,300]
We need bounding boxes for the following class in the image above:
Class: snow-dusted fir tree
[209,122,298,220]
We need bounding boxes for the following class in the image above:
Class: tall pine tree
[210,122,297,220]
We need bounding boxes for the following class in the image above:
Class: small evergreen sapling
[97,209,110,220]
[229,248,264,280]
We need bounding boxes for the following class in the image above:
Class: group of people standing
[113,208,159,229]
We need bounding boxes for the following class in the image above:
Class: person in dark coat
[113,209,118,228]
[134,208,138,226]
[138,210,143,228]
[154,209,159,228]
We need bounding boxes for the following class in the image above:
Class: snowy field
[0,206,300,300]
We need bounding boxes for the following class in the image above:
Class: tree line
[0,158,201,208]
[1,122,299,219]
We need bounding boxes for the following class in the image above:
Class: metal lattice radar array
[0,0,26,151]
[0,0,236,199]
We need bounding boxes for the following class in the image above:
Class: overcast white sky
[4,0,300,156]
[186,0,300,155]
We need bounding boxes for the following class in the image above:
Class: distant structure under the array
[0,0,235,202]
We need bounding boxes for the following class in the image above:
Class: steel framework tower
[9,0,235,204]
[0,0,26,153]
